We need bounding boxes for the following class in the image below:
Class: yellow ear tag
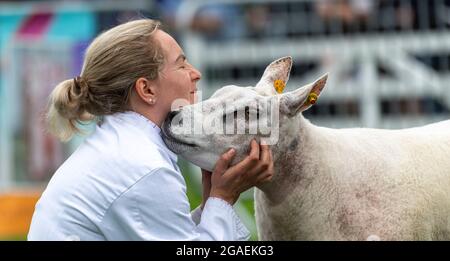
[274,79,285,94]
[306,92,318,105]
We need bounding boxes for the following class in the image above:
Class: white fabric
[27,111,249,241]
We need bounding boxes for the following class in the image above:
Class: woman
[27,19,273,240]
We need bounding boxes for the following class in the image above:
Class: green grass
[0,235,27,241]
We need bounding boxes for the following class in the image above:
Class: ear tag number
[274,79,285,94]
[306,92,318,105]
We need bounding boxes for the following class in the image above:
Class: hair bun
[72,76,88,96]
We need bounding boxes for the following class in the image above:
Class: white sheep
[162,57,450,240]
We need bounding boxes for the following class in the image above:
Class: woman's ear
[135,77,157,105]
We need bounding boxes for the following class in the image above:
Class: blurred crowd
[154,0,450,41]
[2,0,448,40]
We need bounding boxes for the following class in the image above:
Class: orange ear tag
[307,92,318,105]
[274,79,285,94]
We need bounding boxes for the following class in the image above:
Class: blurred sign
[0,190,41,239]
[1,5,95,185]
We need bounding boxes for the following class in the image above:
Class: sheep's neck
[258,114,329,205]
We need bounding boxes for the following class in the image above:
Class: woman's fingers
[248,139,260,160]
[246,144,272,177]
[259,144,270,166]
[227,139,260,175]
[209,140,274,205]
[213,148,236,175]
[257,173,273,185]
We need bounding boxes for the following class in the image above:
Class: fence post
[360,51,379,128]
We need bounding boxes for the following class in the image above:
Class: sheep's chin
[180,151,218,172]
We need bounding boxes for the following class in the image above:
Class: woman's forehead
[154,30,183,63]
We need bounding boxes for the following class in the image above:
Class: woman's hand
[200,169,212,210]
[208,139,274,205]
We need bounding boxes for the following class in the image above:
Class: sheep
[161,56,450,240]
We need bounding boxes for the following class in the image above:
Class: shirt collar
[106,111,178,163]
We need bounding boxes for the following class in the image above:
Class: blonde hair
[47,19,163,142]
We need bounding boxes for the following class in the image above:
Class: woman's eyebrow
[175,54,186,63]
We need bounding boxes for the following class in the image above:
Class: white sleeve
[99,167,250,241]
[190,206,203,225]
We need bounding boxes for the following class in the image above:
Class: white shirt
[28,111,249,241]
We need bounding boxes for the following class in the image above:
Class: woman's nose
[191,67,202,82]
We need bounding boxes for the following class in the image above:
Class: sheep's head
[161,56,328,171]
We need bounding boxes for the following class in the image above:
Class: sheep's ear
[255,56,292,96]
[280,73,328,116]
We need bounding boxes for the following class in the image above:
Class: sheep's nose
[167,110,180,123]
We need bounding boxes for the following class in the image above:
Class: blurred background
[1,0,450,241]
